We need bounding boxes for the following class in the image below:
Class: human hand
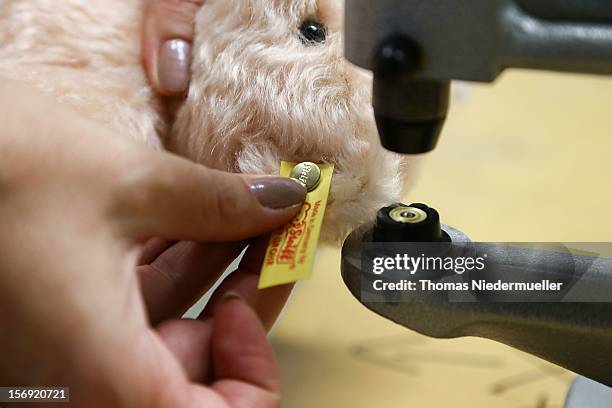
[142,0,204,96]
[0,80,305,407]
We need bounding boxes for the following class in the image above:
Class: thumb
[142,0,205,96]
[112,151,306,242]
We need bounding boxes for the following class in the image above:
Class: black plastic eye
[299,20,327,45]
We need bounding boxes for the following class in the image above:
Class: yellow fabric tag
[258,161,334,289]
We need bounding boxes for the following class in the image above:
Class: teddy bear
[0,0,414,242]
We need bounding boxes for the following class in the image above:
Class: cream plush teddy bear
[0,0,414,242]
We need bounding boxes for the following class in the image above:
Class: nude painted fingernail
[249,177,307,210]
[158,39,191,94]
[222,291,243,304]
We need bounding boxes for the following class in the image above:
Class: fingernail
[222,290,242,304]
[158,39,191,94]
[249,177,307,209]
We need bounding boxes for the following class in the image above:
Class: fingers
[156,297,281,389]
[211,294,281,406]
[156,319,213,383]
[112,152,306,242]
[139,238,175,265]
[200,238,294,331]
[143,0,205,96]
[139,240,245,324]
[156,298,280,407]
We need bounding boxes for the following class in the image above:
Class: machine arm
[344,0,612,153]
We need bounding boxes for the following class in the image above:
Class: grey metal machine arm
[341,0,612,395]
[344,0,612,153]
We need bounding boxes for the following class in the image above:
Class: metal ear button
[290,162,322,192]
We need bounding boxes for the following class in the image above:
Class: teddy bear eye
[299,20,327,45]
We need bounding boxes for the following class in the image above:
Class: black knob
[373,203,450,243]
[372,36,450,154]
[374,36,421,76]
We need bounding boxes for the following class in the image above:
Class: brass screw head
[389,206,428,224]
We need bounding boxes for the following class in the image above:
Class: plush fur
[0,0,414,242]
